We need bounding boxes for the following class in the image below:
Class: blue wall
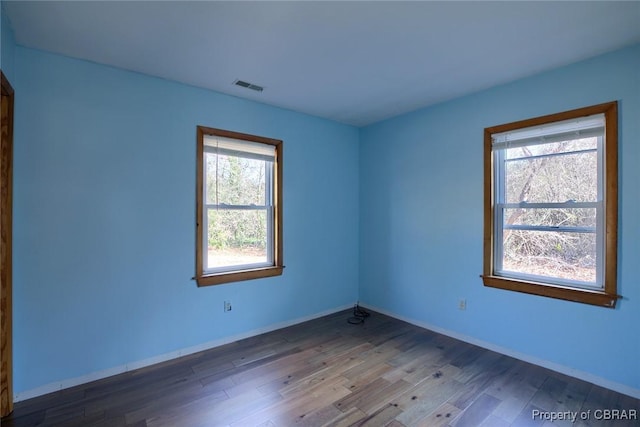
[1,2,15,81]
[12,47,359,394]
[360,44,640,392]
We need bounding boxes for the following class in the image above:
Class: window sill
[196,265,283,287]
[482,275,619,308]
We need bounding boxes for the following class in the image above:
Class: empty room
[1,1,639,426]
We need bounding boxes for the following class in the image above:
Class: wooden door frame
[1,70,14,417]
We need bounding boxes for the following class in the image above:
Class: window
[196,127,283,286]
[482,102,618,307]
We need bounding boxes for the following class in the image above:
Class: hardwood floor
[2,309,638,426]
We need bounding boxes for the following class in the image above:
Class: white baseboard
[361,303,640,399]
[13,304,352,402]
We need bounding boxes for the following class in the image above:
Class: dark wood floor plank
[452,347,505,384]
[286,402,344,427]
[321,407,368,427]
[277,344,372,398]
[485,359,541,403]
[478,414,511,427]
[146,388,256,427]
[488,395,530,424]
[55,412,125,427]
[340,345,400,381]
[2,309,637,427]
[42,405,85,425]
[512,403,546,427]
[334,377,391,413]
[401,360,462,386]
[122,381,227,425]
[449,353,514,410]
[6,387,85,422]
[383,342,445,384]
[450,392,501,427]
[0,408,46,427]
[393,328,438,353]
[348,403,402,427]
[576,384,638,427]
[311,334,368,360]
[529,375,569,412]
[391,363,461,411]
[255,361,329,397]
[85,353,200,399]
[414,402,462,427]
[83,368,201,417]
[232,376,351,426]
[354,379,412,414]
[394,376,464,426]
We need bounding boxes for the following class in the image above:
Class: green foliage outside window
[206,153,269,251]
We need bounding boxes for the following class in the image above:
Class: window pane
[505,138,598,203]
[206,153,268,206]
[504,208,596,228]
[207,209,269,269]
[504,137,596,160]
[502,229,596,284]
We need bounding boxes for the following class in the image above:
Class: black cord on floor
[348,303,370,325]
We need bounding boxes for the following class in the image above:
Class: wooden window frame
[482,102,619,308]
[1,70,15,417]
[196,126,283,286]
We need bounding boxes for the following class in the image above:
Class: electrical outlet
[224,301,232,312]
[458,299,466,311]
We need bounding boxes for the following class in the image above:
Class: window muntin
[483,102,618,307]
[196,127,283,286]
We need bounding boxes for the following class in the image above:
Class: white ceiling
[4,1,640,126]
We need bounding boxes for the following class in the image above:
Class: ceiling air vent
[233,79,264,92]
